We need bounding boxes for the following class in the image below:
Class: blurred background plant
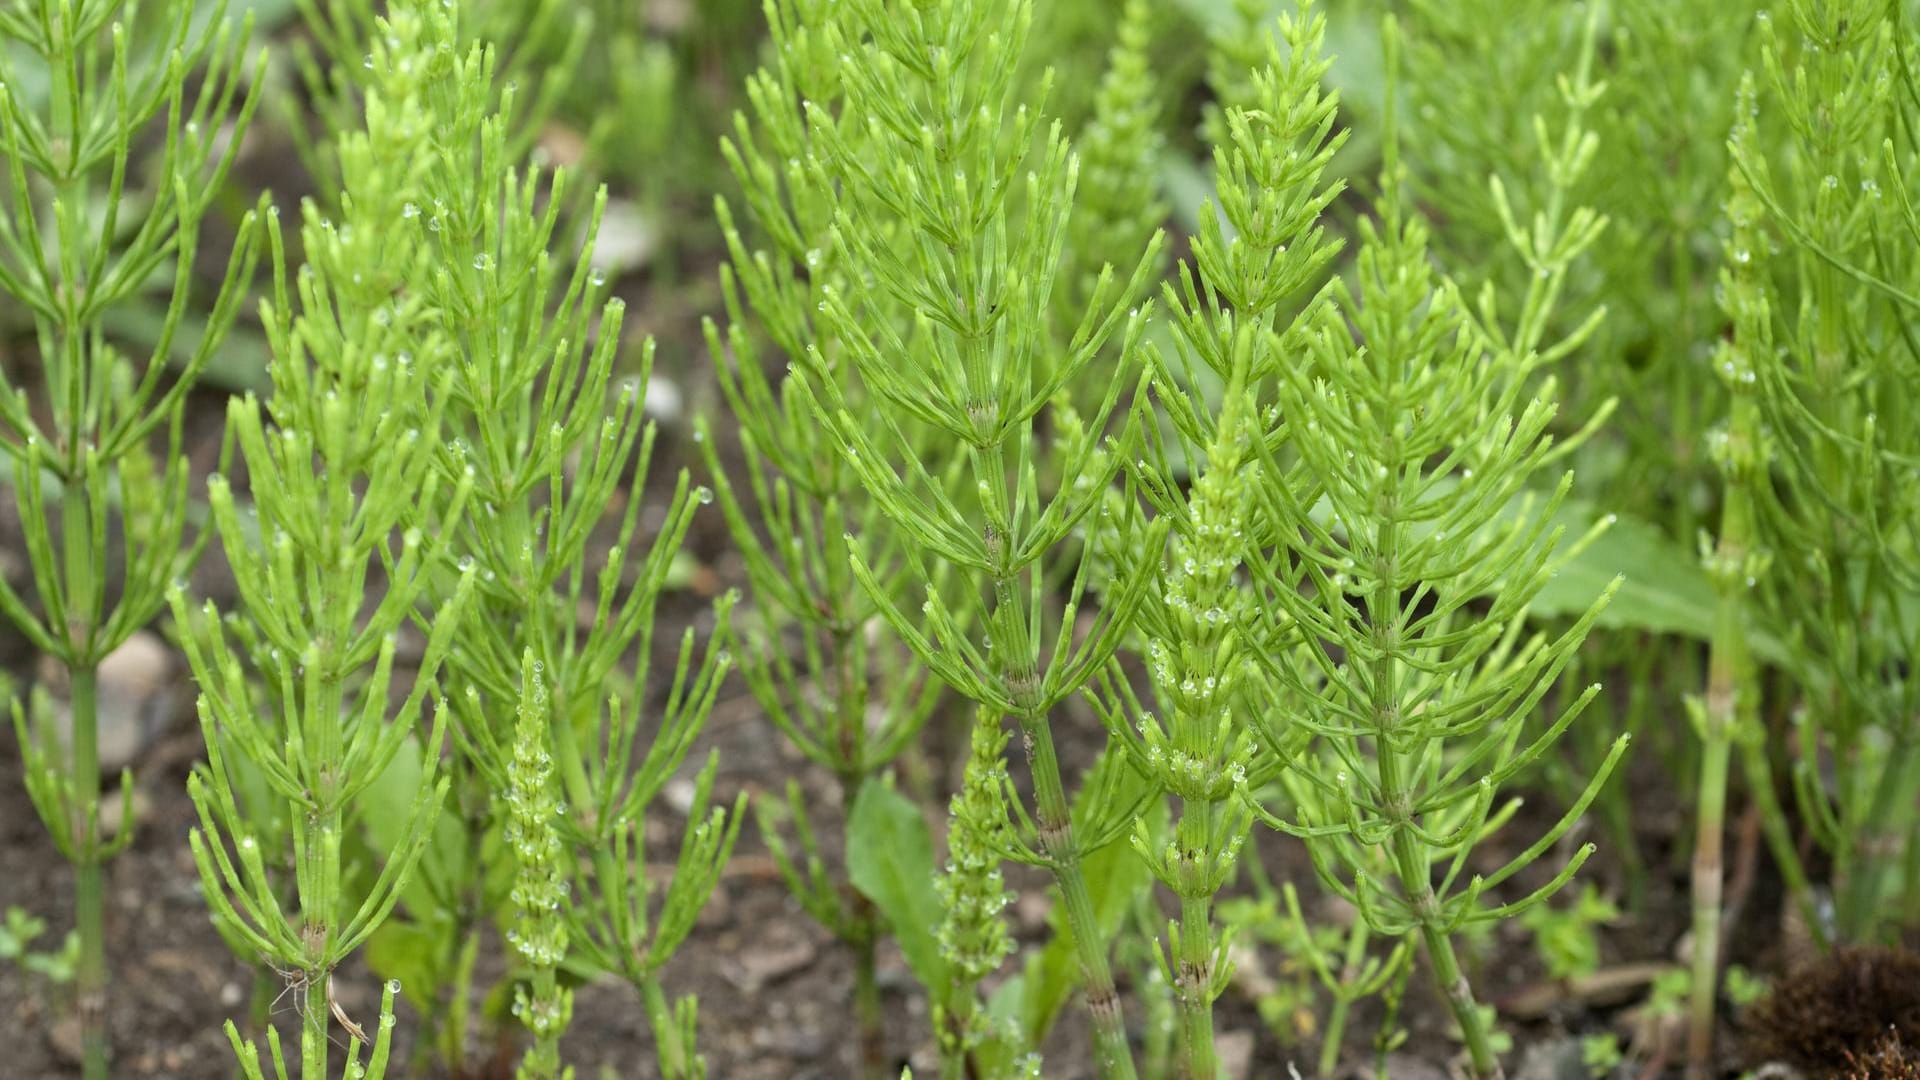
[1,905,80,985]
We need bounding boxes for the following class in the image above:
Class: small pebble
[589,200,655,275]
[663,777,698,816]
[96,788,150,842]
[722,938,816,994]
[1215,1029,1255,1079]
[1512,1035,1588,1080]
[42,631,177,776]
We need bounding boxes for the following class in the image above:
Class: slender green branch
[1686,131,1776,1080]
[0,3,263,1073]
[1245,16,1619,1080]
[171,9,472,1077]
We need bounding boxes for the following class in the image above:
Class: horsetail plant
[1049,0,1165,575]
[932,709,1025,1077]
[1056,0,1165,332]
[502,654,571,1079]
[1383,0,1756,548]
[1200,0,1276,140]
[283,0,586,209]
[493,632,737,1080]
[0,1,264,1073]
[1732,0,1920,948]
[705,0,945,1070]
[1682,147,1785,1077]
[564,679,742,1080]
[365,10,745,1070]
[1282,880,1412,1079]
[1666,6,1920,1063]
[168,5,479,1076]
[1098,6,1347,1076]
[1578,0,1762,538]
[253,5,595,1064]
[465,350,741,1079]
[1242,22,1627,1078]
[768,1,1169,1074]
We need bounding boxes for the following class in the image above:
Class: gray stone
[42,631,176,776]
[1512,1036,1588,1080]
[1215,1029,1256,1080]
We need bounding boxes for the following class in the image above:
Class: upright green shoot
[1672,8,1920,1063]
[1244,18,1623,1079]
[1683,139,1782,1077]
[1100,6,1347,1076]
[1733,0,1920,947]
[284,0,584,206]
[503,654,571,1079]
[169,7,477,1077]
[0,3,263,1075]
[706,3,945,1067]
[932,709,1024,1077]
[786,2,1168,1074]
[1058,0,1166,330]
[391,10,744,1070]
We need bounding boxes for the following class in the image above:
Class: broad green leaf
[846,781,949,995]
[1532,504,1713,633]
[364,920,442,1008]
[359,735,468,914]
[1526,503,1788,665]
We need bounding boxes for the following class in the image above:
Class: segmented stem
[70,664,107,1080]
[1175,877,1216,1079]
[1015,700,1137,1080]
[1370,438,1501,1080]
[1689,159,1771,1079]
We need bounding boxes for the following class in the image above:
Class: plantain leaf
[1526,503,1787,665]
[846,781,949,995]
[359,735,468,914]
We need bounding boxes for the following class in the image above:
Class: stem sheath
[1020,712,1136,1080]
